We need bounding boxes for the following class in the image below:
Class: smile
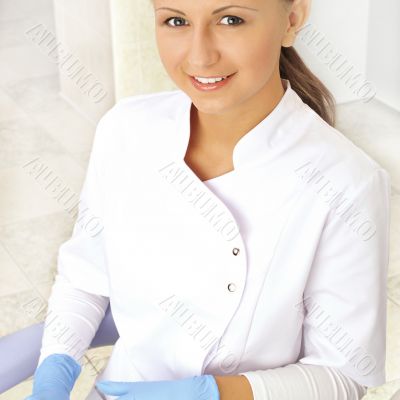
[189,73,236,92]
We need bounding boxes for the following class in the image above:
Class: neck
[189,75,286,154]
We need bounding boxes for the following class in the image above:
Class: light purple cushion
[0,304,118,394]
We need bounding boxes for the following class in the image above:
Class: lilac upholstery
[0,304,118,394]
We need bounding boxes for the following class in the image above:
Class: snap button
[232,247,240,256]
[228,283,236,292]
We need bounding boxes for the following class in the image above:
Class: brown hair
[279,0,336,127]
[280,46,336,127]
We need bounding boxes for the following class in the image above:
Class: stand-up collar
[174,79,305,170]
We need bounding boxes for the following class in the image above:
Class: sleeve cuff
[239,371,268,400]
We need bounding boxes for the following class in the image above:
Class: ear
[281,0,311,48]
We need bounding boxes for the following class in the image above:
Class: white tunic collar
[173,79,305,171]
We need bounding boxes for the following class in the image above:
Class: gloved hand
[96,375,220,400]
[24,353,82,400]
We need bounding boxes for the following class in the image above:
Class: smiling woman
[151,0,337,185]
[26,1,390,400]
[152,0,335,128]
[151,0,337,184]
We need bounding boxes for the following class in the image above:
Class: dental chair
[0,304,119,394]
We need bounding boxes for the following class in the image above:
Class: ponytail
[280,46,336,127]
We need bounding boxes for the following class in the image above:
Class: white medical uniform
[37,79,390,400]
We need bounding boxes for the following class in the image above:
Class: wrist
[214,374,253,400]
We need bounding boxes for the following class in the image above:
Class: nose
[187,26,220,69]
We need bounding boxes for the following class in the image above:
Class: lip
[189,72,236,92]
[191,74,233,79]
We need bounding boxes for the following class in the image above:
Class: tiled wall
[110,0,177,100]
[53,0,115,124]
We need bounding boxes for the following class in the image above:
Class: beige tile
[0,153,85,226]
[0,61,23,87]
[0,287,47,337]
[391,194,400,236]
[386,299,400,382]
[0,89,26,122]
[0,0,54,23]
[3,74,98,154]
[58,62,114,125]
[0,114,66,169]
[389,194,400,278]
[388,276,400,308]
[33,97,97,155]
[59,79,113,126]
[0,44,58,86]
[389,233,400,278]
[85,346,113,376]
[0,13,55,48]
[0,212,75,287]
[35,280,55,300]
[363,378,400,399]
[0,243,33,297]
[70,150,91,170]
[70,357,102,400]
[2,74,60,115]
[72,346,113,399]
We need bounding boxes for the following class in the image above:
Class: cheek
[155,34,186,70]
[225,31,281,76]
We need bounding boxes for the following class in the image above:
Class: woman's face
[152,0,293,114]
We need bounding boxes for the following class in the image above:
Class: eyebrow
[155,5,259,16]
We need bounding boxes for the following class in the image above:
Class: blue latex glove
[96,375,220,400]
[24,353,81,400]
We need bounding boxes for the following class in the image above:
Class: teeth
[194,76,227,84]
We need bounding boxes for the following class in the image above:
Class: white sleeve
[237,168,390,399]
[295,168,391,388]
[55,108,114,296]
[37,108,116,367]
[239,363,367,399]
[37,274,109,367]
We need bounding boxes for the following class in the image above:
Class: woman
[26,0,390,399]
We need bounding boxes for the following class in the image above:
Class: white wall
[295,0,399,111]
[294,0,371,105]
[367,0,400,111]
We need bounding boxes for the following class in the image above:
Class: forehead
[153,0,278,17]
[153,0,265,8]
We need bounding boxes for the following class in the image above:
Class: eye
[220,15,245,26]
[164,17,189,27]
[163,15,245,27]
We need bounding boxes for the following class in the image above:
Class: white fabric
[38,79,390,397]
[240,363,367,399]
[37,274,109,367]
[39,277,368,399]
